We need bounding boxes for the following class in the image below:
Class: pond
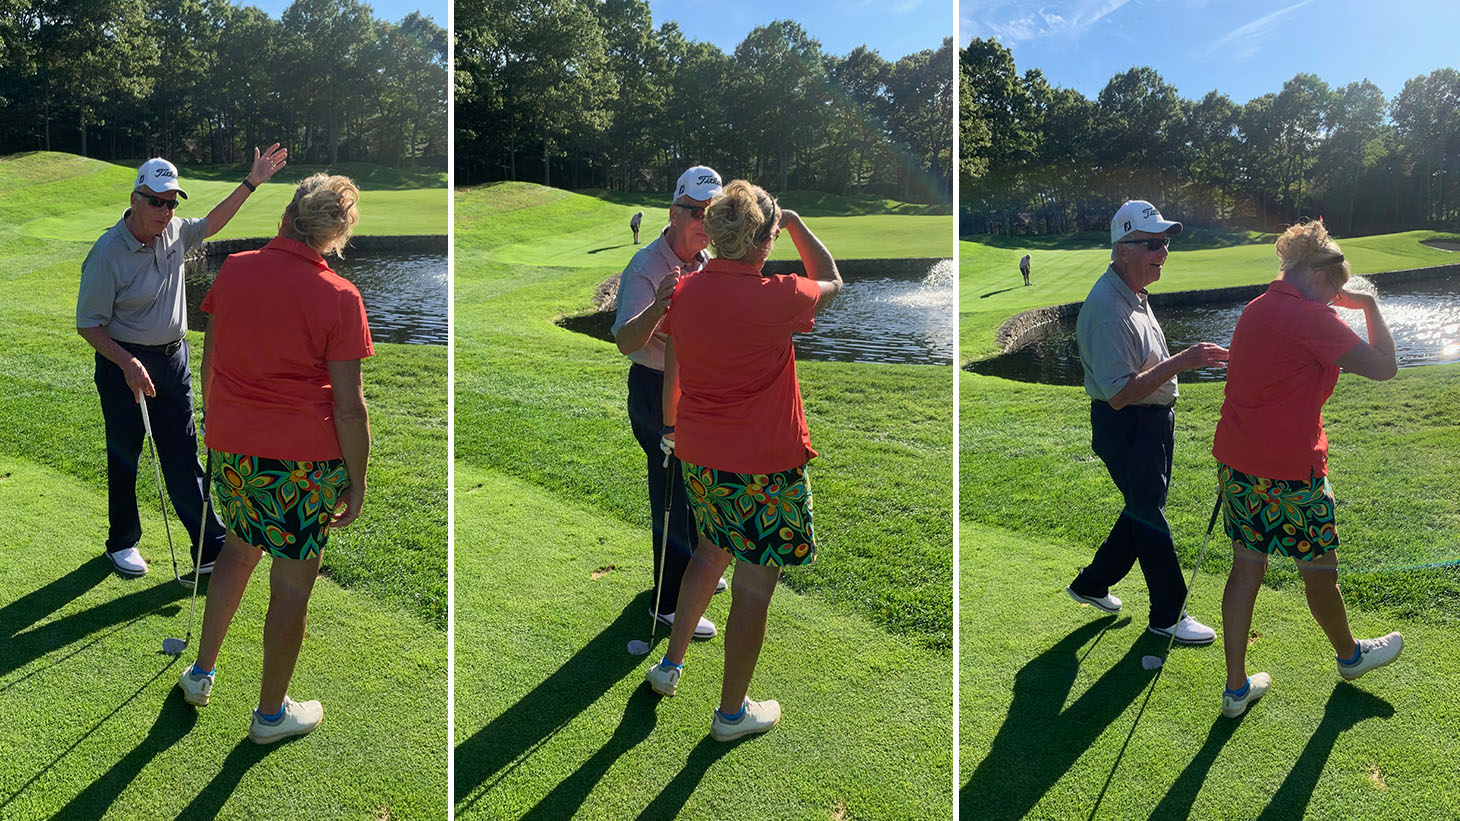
[186,249,448,345]
[966,275,1460,385]
[558,259,954,366]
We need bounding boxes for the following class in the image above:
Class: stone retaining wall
[190,234,447,259]
[994,263,1460,352]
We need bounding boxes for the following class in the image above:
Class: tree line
[0,0,447,169]
[456,0,953,203]
[961,38,1460,237]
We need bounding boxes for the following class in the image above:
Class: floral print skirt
[681,461,816,567]
[212,450,349,561]
[1218,463,1339,561]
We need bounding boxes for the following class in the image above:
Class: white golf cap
[134,158,188,199]
[1111,199,1179,244]
[673,165,722,202]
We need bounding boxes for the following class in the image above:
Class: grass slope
[959,231,1460,817]
[475,181,952,271]
[0,458,446,819]
[454,181,954,815]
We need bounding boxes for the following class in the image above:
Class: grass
[472,181,952,272]
[0,152,446,817]
[959,231,1460,817]
[454,181,954,816]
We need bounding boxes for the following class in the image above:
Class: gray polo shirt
[1075,265,1178,406]
[77,213,208,346]
[611,230,708,371]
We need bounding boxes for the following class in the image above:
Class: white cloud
[964,0,1134,45]
[1205,0,1314,58]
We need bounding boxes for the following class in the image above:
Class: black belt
[1093,398,1177,410]
[120,338,184,356]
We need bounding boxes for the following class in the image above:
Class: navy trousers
[1070,401,1185,629]
[95,340,225,564]
[627,363,695,616]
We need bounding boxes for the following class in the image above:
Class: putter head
[627,639,651,656]
[162,637,188,655]
[1141,655,1164,670]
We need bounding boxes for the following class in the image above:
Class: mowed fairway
[959,231,1460,818]
[454,182,954,818]
[0,152,447,817]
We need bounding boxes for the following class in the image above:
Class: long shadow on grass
[961,616,1155,820]
[174,738,274,820]
[1255,684,1394,820]
[454,597,647,811]
[0,657,179,814]
[1144,714,1242,819]
[518,687,660,819]
[48,687,197,819]
[0,556,110,639]
[635,736,735,820]
[2,565,188,678]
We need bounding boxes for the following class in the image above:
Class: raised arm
[615,268,680,354]
[1333,291,1398,381]
[326,358,371,528]
[204,144,289,238]
[779,209,841,313]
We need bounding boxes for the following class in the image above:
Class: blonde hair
[283,174,359,257]
[1276,219,1349,288]
[705,180,779,261]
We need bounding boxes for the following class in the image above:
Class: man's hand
[659,430,676,467]
[125,358,156,398]
[246,143,288,187]
[1179,342,1229,369]
[652,267,681,312]
[332,485,366,529]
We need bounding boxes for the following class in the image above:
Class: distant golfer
[77,148,287,578]
[612,166,725,641]
[177,174,372,745]
[647,180,843,742]
[631,210,643,244]
[1020,253,1031,286]
[1213,220,1402,718]
[1066,200,1227,646]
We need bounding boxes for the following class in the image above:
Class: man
[78,148,288,578]
[612,165,726,640]
[630,210,643,245]
[1066,199,1228,646]
[1020,253,1031,286]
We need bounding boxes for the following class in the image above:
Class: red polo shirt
[201,236,374,460]
[1213,280,1361,480]
[662,258,822,474]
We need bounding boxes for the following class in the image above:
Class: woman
[1214,219,1402,719]
[177,174,373,744]
[646,179,842,741]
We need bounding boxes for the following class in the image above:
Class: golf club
[136,388,184,586]
[628,446,676,656]
[1141,488,1224,671]
[163,447,212,656]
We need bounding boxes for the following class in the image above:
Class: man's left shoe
[1148,612,1216,646]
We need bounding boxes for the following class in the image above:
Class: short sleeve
[768,274,820,334]
[1079,317,1141,401]
[612,258,656,338]
[326,287,374,361]
[1298,305,1361,366]
[179,216,209,252]
[76,244,115,328]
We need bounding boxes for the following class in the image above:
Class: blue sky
[244,1,442,25]
[960,0,1460,104]
[647,0,953,60]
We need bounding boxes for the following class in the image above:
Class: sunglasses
[137,193,180,210]
[1117,236,1170,251]
[672,203,706,220]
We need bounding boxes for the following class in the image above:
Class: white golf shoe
[177,666,214,706]
[1066,586,1121,613]
[653,610,717,639]
[1338,632,1403,681]
[1148,612,1216,646]
[106,546,147,576]
[248,696,324,744]
[1221,672,1271,718]
[645,661,681,697]
[711,698,781,742]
